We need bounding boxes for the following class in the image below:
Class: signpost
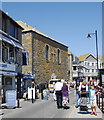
[6,90,16,108]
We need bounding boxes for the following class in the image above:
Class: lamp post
[87,30,99,80]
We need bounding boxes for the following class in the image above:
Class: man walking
[54,80,63,109]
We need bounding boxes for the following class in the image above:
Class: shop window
[5,77,12,85]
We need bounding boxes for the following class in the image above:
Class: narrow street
[1,89,76,118]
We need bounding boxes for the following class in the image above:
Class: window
[22,52,29,65]
[9,45,14,63]
[88,69,89,72]
[92,69,94,72]
[85,62,87,65]
[2,16,7,33]
[2,43,9,62]
[15,26,18,39]
[92,63,94,66]
[10,22,15,38]
[5,77,12,85]
[57,49,61,64]
[85,69,87,72]
[46,45,49,61]
[15,49,22,65]
[100,63,102,68]
[88,62,90,66]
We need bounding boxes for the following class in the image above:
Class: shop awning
[1,34,13,45]
[11,40,23,49]
[23,75,35,80]
[0,33,23,49]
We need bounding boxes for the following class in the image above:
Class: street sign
[6,90,16,107]
[28,87,35,99]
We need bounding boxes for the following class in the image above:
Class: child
[43,88,49,100]
[90,85,97,116]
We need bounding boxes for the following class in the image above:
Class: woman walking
[61,82,69,109]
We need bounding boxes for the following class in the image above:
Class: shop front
[22,74,35,92]
[0,62,17,103]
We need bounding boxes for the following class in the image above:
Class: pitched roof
[16,21,68,48]
[68,51,72,54]
[78,53,92,61]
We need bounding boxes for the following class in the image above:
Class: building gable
[85,54,97,62]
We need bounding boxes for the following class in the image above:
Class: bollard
[32,89,34,103]
[17,99,20,108]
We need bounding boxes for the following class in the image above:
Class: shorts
[90,99,96,107]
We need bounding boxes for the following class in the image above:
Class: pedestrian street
[0,89,103,119]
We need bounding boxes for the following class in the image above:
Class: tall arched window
[57,49,61,64]
[46,45,49,61]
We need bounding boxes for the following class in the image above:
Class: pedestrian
[61,82,69,109]
[79,81,88,97]
[90,85,97,116]
[54,79,63,109]
[43,88,49,100]
[75,82,80,108]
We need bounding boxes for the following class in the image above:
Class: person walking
[61,82,69,109]
[75,82,80,108]
[90,85,97,116]
[54,80,63,109]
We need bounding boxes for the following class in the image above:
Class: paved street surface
[0,88,103,119]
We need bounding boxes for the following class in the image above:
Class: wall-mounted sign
[0,62,16,71]
[0,71,17,76]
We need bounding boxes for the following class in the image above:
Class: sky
[1,2,102,57]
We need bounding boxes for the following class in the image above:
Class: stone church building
[17,21,68,85]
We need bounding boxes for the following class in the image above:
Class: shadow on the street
[1,106,22,109]
[0,112,4,115]
[63,106,70,110]
[78,111,91,114]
